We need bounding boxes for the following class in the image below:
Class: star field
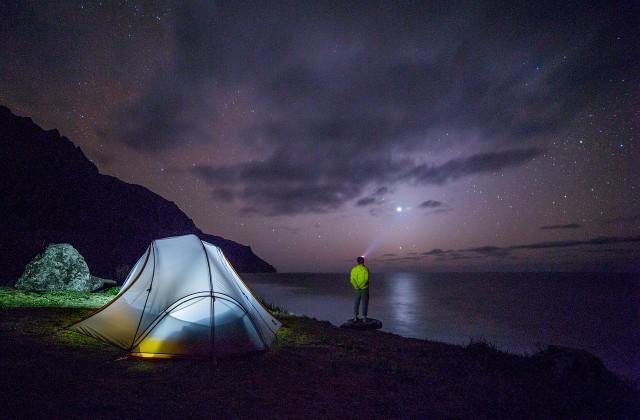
[1,0,638,271]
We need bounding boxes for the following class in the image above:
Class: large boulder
[15,243,101,291]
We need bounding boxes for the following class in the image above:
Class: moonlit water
[243,272,640,382]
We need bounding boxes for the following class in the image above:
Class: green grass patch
[258,296,294,315]
[0,287,118,309]
[275,325,312,347]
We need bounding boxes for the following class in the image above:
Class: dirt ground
[0,307,637,419]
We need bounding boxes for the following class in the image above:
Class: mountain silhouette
[0,105,275,285]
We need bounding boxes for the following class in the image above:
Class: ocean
[243,272,640,383]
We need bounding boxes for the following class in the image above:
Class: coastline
[245,271,640,383]
[0,300,637,418]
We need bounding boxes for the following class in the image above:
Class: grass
[0,288,637,418]
[0,286,292,314]
[0,286,118,309]
[258,296,293,315]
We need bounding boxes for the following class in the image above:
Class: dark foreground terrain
[0,305,637,418]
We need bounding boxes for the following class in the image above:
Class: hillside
[0,105,275,284]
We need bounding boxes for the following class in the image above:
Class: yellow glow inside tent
[130,352,174,359]
[135,336,183,356]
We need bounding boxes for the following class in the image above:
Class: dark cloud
[510,236,640,250]
[465,246,512,257]
[420,200,453,216]
[540,223,582,230]
[399,236,640,266]
[444,253,478,261]
[406,148,542,185]
[368,208,381,217]
[356,186,390,207]
[94,1,629,215]
[194,158,373,215]
[194,148,541,215]
[419,200,443,208]
[398,236,640,261]
[422,248,447,256]
[355,197,378,207]
[419,235,640,261]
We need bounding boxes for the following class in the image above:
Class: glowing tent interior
[70,234,281,358]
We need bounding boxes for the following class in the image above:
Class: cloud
[419,200,454,215]
[422,248,447,256]
[509,236,640,250]
[194,148,541,215]
[83,2,632,215]
[419,200,443,208]
[539,223,582,230]
[356,186,390,207]
[420,235,640,261]
[374,187,389,195]
[406,148,542,185]
[464,246,512,257]
[355,197,378,206]
[378,235,640,266]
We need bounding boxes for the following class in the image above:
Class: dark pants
[353,288,369,318]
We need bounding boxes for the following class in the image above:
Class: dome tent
[70,234,280,358]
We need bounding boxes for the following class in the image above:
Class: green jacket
[350,264,370,289]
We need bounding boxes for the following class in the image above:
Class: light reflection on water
[243,271,640,382]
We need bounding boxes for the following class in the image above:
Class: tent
[70,234,281,358]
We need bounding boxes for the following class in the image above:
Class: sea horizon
[245,271,640,383]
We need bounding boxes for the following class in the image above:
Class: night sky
[1,1,638,272]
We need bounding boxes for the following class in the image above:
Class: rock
[340,318,383,330]
[15,244,101,291]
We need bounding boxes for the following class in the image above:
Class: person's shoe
[363,317,368,322]
[352,316,359,322]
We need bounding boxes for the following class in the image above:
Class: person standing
[350,256,370,322]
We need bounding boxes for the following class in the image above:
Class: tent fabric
[70,234,281,358]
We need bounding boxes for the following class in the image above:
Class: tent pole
[129,241,157,352]
[199,239,216,366]
[211,294,216,366]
